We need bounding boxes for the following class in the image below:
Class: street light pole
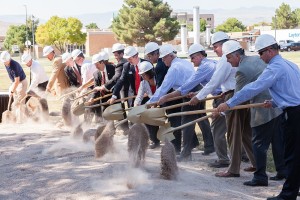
[32,15,35,59]
[23,5,28,51]
[274,14,277,41]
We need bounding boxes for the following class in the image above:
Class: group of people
[1,31,299,200]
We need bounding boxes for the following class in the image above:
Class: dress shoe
[269,174,286,181]
[244,166,256,172]
[208,161,229,168]
[243,180,268,187]
[215,171,240,178]
[149,142,160,149]
[266,196,284,200]
[176,154,192,162]
[202,149,215,156]
[241,156,250,163]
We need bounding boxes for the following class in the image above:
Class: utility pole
[32,15,35,59]
[275,14,277,41]
[23,5,28,51]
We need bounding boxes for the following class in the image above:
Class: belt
[223,90,234,96]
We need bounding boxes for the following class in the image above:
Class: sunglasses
[258,48,270,56]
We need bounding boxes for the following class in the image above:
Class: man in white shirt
[21,53,49,94]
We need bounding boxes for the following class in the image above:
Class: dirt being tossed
[161,139,178,180]
[127,123,149,167]
[62,98,72,126]
[72,123,83,139]
[94,121,115,158]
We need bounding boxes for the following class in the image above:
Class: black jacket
[64,66,81,87]
[92,64,115,99]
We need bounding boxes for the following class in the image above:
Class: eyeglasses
[258,48,270,56]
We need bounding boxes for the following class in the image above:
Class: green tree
[272,3,298,29]
[186,18,207,32]
[112,0,179,46]
[294,8,300,27]
[35,16,86,53]
[3,18,39,52]
[85,22,99,29]
[215,18,246,32]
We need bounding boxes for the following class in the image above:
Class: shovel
[140,95,222,126]
[72,93,112,116]
[85,95,137,109]
[1,95,15,123]
[157,114,213,142]
[70,90,94,101]
[126,93,200,123]
[59,82,94,100]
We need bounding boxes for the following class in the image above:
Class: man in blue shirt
[216,34,300,200]
[0,51,28,102]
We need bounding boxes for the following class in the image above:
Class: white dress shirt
[28,60,49,92]
[81,60,97,85]
[196,55,236,100]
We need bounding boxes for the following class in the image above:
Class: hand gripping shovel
[87,95,136,120]
[72,93,112,116]
[140,95,222,126]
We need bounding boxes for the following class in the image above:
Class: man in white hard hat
[187,32,234,168]
[85,52,116,122]
[159,43,223,158]
[216,40,287,186]
[146,44,195,159]
[72,49,97,87]
[216,34,300,200]
[43,46,69,96]
[1,51,28,102]
[107,46,147,106]
[144,42,169,88]
[21,53,48,94]
[62,52,82,87]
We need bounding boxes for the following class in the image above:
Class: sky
[1,0,300,20]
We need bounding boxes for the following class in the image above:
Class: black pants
[37,81,48,91]
[252,114,286,183]
[279,105,300,200]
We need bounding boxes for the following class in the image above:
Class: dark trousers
[37,81,48,91]
[180,98,214,157]
[146,124,160,144]
[279,106,300,200]
[165,98,182,153]
[252,114,286,183]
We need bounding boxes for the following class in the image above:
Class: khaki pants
[10,79,28,103]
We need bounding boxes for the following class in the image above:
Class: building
[171,12,214,29]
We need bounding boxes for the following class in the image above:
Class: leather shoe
[149,142,160,149]
[266,196,284,200]
[202,149,215,156]
[244,166,256,172]
[176,154,192,162]
[243,180,268,187]
[208,161,229,168]
[215,171,240,178]
[269,174,286,181]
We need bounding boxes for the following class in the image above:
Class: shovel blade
[140,108,167,126]
[157,123,175,142]
[1,110,16,123]
[127,104,147,123]
[103,103,125,120]
[72,102,85,116]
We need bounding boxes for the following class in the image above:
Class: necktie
[101,71,106,85]
[73,67,82,85]
[135,65,141,94]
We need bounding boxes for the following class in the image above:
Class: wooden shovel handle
[147,93,194,107]
[163,94,222,110]
[71,90,94,101]
[92,93,112,102]
[167,102,265,118]
[164,114,213,134]
[7,95,13,111]
[85,95,137,108]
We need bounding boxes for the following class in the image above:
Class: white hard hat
[255,34,277,52]
[21,53,32,64]
[222,40,242,56]
[112,43,125,53]
[188,43,205,57]
[123,46,138,59]
[145,42,159,55]
[43,46,54,56]
[92,53,104,64]
[61,52,72,63]
[71,49,82,59]
[138,61,153,74]
[0,51,11,63]
[159,44,175,58]
[101,51,109,60]
[211,32,229,45]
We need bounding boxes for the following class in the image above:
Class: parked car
[279,40,295,45]
[280,42,300,52]
[11,45,20,53]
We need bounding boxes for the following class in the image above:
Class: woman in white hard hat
[133,61,160,149]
